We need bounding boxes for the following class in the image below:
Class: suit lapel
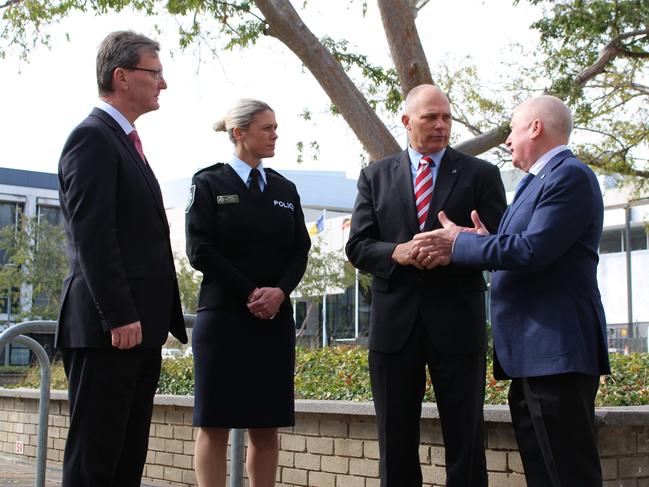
[424,147,460,230]
[393,151,420,235]
[499,149,574,232]
[90,108,169,226]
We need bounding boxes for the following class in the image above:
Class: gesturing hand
[411,210,489,269]
[467,210,489,236]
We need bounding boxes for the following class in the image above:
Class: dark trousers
[508,373,602,487]
[369,318,487,487]
[62,347,162,487]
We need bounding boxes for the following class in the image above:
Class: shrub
[157,356,194,396]
[13,348,649,406]
[0,365,29,374]
[597,353,649,406]
[295,346,372,401]
[19,361,68,390]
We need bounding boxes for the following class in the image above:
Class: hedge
[18,346,649,406]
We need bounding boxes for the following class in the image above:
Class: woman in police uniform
[186,99,310,487]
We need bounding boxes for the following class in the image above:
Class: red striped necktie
[128,130,147,164]
[415,156,434,230]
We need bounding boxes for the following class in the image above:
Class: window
[599,229,623,254]
[600,226,648,254]
[0,201,22,264]
[294,301,307,330]
[37,205,64,227]
[628,226,648,251]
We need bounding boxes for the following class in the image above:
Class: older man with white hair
[413,95,610,486]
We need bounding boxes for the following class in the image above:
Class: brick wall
[1,389,648,486]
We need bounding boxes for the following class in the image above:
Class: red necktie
[415,156,434,230]
[128,130,147,164]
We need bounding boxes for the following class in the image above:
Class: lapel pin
[452,169,457,174]
[540,174,546,179]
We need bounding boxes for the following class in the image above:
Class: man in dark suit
[345,84,506,487]
[57,31,187,487]
[414,95,610,486]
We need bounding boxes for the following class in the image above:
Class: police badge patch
[185,185,196,213]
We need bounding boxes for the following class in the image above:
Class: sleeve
[185,174,257,301]
[345,168,398,278]
[454,163,597,271]
[59,125,138,330]
[276,186,311,297]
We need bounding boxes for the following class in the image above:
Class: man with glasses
[57,30,187,487]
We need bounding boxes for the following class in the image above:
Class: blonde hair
[213,98,273,143]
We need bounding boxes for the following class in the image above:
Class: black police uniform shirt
[185,160,310,313]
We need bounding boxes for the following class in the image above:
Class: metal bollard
[230,428,245,487]
[0,320,57,487]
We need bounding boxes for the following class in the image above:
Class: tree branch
[253,0,400,161]
[211,0,266,23]
[452,116,483,137]
[377,0,433,96]
[0,0,22,9]
[455,122,510,156]
[410,0,430,14]
[630,82,649,95]
[580,153,649,179]
[620,49,649,59]
[574,29,649,87]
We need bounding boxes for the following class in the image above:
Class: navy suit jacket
[453,149,610,378]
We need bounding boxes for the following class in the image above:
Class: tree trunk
[296,301,314,337]
[254,0,401,161]
[377,0,433,97]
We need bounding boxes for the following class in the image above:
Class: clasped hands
[391,210,488,270]
[247,287,285,320]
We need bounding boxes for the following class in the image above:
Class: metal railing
[0,316,246,487]
[0,320,57,487]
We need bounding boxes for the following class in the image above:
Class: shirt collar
[95,99,135,135]
[408,145,446,172]
[528,144,569,176]
[228,155,267,185]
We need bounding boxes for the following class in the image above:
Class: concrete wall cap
[1,389,648,426]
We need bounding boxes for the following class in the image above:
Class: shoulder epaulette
[193,162,227,177]
[264,167,289,180]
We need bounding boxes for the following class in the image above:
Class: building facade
[0,168,62,365]
[1,165,647,356]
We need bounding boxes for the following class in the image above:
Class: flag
[309,215,325,236]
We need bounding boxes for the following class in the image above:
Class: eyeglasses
[124,66,164,81]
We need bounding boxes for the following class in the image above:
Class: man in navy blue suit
[412,95,610,486]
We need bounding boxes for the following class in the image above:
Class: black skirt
[192,307,296,428]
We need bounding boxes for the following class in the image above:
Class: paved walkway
[0,454,61,487]
[0,454,177,486]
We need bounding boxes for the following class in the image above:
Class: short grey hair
[214,99,274,143]
[519,95,573,142]
[96,31,160,96]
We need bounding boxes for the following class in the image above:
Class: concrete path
[0,454,177,486]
